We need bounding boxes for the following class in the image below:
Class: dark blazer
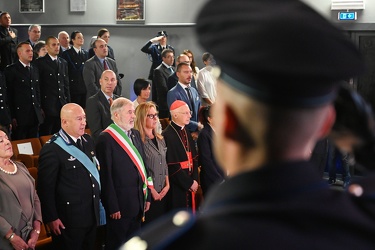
[0,26,18,71]
[58,46,70,57]
[25,39,37,61]
[37,130,100,227]
[4,61,43,126]
[141,41,174,80]
[96,128,149,217]
[86,91,119,143]
[88,45,115,60]
[167,72,197,91]
[61,47,89,95]
[167,83,201,132]
[153,63,173,118]
[197,125,225,196]
[137,161,375,249]
[83,55,122,97]
[34,55,70,117]
[0,74,11,127]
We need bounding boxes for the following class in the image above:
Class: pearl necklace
[0,160,17,175]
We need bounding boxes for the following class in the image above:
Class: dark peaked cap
[195,0,365,107]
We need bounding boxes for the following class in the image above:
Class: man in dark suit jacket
[167,62,201,134]
[37,103,100,250]
[58,31,70,57]
[153,48,174,118]
[34,36,70,136]
[167,54,197,91]
[96,97,151,249]
[25,24,41,62]
[86,70,119,143]
[83,38,122,98]
[0,12,18,71]
[88,28,115,60]
[4,42,43,139]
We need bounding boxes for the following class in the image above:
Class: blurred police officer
[124,0,375,249]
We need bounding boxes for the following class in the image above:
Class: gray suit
[0,162,42,250]
[83,56,122,97]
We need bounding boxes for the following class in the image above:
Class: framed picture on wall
[19,0,45,13]
[116,0,145,22]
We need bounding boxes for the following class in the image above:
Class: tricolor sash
[104,124,154,202]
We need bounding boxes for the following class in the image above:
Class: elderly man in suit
[26,24,41,48]
[37,103,101,250]
[4,42,43,139]
[83,38,122,98]
[153,48,174,118]
[167,62,202,136]
[34,36,70,136]
[96,97,152,249]
[86,69,119,143]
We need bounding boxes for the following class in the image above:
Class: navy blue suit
[167,83,201,132]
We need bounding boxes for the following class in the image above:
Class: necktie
[108,97,113,106]
[169,67,174,74]
[76,138,83,151]
[185,87,195,113]
[103,60,109,70]
[54,59,58,66]
[127,130,133,144]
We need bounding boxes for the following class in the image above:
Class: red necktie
[103,60,109,70]
[108,97,113,106]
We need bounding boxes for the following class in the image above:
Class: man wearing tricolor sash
[163,100,199,212]
[96,97,152,249]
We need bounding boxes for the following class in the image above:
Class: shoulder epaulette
[121,210,195,250]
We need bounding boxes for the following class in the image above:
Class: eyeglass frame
[146,113,159,119]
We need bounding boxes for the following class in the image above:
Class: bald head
[61,103,87,138]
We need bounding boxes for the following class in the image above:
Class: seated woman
[133,78,151,109]
[135,102,169,223]
[197,106,226,197]
[0,126,42,250]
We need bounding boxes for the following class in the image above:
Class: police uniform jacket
[61,47,89,95]
[143,161,375,249]
[0,74,11,127]
[37,130,100,227]
[34,55,70,117]
[4,61,43,126]
[141,41,174,80]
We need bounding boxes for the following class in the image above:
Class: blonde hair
[135,102,163,142]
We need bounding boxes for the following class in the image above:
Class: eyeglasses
[178,111,192,116]
[147,113,159,119]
